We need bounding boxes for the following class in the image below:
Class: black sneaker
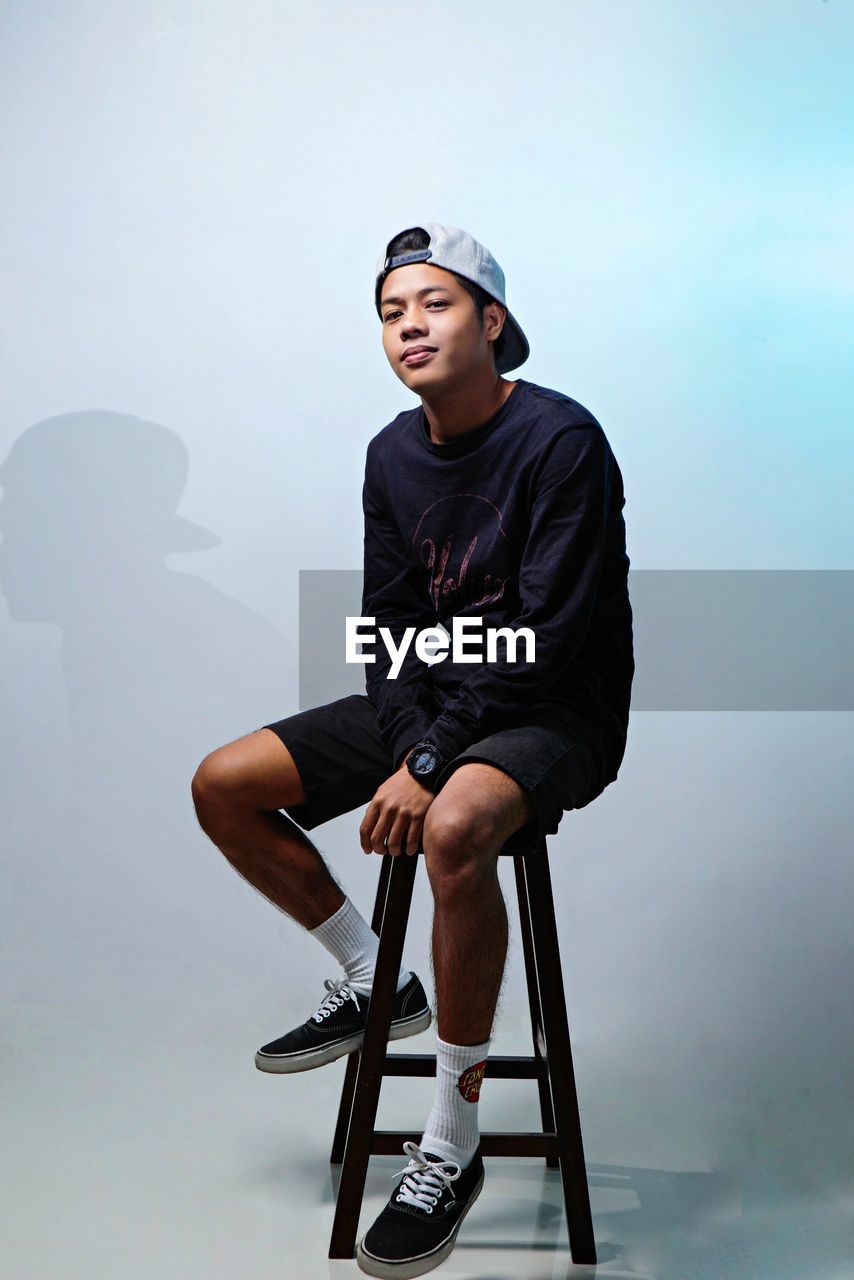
[254,972,432,1074]
[357,1141,485,1278]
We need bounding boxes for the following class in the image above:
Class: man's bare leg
[191,728,345,929]
[194,728,430,1077]
[407,762,534,1167]
[421,762,535,1044]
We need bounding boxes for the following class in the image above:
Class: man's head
[374,223,529,392]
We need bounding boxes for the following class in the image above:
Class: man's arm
[361,442,438,769]
[422,424,613,762]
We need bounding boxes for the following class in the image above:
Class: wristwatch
[405,740,445,790]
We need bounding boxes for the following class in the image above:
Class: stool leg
[524,840,597,1265]
[330,853,393,1165]
[513,852,559,1169]
[328,850,418,1259]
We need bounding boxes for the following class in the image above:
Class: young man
[191,222,634,1278]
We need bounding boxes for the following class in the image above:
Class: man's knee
[191,728,305,819]
[191,745,244,818]
[191,747,234,797]
[422,761,534,883]
[422,800,501,892]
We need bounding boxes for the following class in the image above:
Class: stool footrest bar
[369,1130,560,1158]
[380,1052,541,1078]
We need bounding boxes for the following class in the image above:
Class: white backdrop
[1,3,852,1278]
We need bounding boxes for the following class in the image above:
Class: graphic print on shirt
[411,493,516,618]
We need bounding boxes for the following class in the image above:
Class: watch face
[412,747,438,775]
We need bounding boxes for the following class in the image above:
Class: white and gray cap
[374,222,530,374]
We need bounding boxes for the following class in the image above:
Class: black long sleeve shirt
[360,377,634,772]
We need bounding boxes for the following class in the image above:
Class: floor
[4,913,851,1280]
[3,713,852,1279]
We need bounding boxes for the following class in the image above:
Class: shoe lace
[311,977,362,1023]
[391,1141,461,1214]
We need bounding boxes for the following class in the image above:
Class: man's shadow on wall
[0,409,296,995]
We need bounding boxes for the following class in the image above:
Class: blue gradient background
[1,3,852,1278]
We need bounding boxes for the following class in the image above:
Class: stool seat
[327,834,597,1265]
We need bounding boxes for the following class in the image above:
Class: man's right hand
[359,756,435,856]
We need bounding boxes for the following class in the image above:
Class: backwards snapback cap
[374,222,530,375]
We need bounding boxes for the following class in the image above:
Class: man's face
[379,262,505,390]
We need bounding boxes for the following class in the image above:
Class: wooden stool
[328,834,597,1265]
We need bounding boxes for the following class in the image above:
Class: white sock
[309,896,411,996]
[419,1033,491,1169]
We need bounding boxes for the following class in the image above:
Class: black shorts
[259,694,624,853]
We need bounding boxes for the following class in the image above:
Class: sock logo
[457,1059,487,1102]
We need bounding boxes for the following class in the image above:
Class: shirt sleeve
[361,443,439,769]
[423,424,613,762]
